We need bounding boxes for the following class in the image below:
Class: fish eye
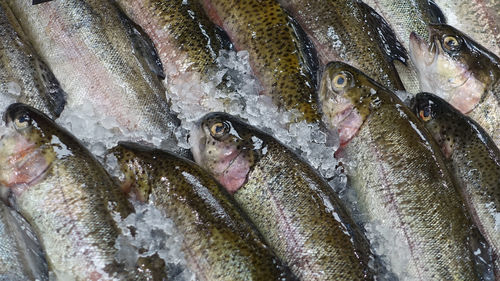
[331,72,350,89]
[443,36,460,51]
[210,122,229,139]
[13,113,32,130]
[419,106,432,122]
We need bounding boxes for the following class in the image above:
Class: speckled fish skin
[319,61,480,280]
[5,0,183,154]
[191,112,375,280]
[200,0,320,123]
[0,104,165,280]
[278,0,406,92]
[0,0,65,118]
[361,0,446,93]
[0,201,48,281]
[413,92,500,274]
[433,0,500,57]
[109,142,294,281]
[409,24,500,149]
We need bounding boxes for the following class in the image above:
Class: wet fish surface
[0,201,48,281]
[279,0,407,91]
[200,0,321,122]
[5,0,183,154]
[0,0,65,118]
[191,112,375,280]
[413,92,500,275]
[409,24,500,148]
[319,61,480,280]
[433,0,500,57]
[0,104,165,280]
[109,142,294,281]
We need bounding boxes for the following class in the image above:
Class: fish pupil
[337,77,345,85]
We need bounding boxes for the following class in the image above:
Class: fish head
[319,61,388,146]
[191,112,261,194]
[0,103,70,195]
[106,142,154,201]
[409,24,500,114]
[412,93,457,158]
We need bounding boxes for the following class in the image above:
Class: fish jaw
[409,32,483,114]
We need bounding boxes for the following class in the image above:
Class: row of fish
[0,0,499,280]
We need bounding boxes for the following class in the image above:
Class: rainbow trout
[319,61,480,280]
[191,112,375,280]
[413,92,500,276]
[200,0,320,122]
[409,24,500,148]
[109,142,294,281]
[5,0,183,153]
[0,104,165,280]
[0,201,48,281]
[279,0,407,91]
[0,0,65,118]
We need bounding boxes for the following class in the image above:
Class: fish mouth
[189,124,205,165]
[409,31,439,68]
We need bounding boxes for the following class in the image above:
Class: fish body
[0,0,65,118]
[279,0,406,91]
[433,0,500,57]
[109,142,293,281]
[6,0,182,153]
[413,92,500,274]
[0,202,48,281]
[0,104,164,280]
[200,0,320,122]
[409,24,500,148]
[191,112,375,280]
[319,61,480,280]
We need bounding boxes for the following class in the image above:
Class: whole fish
[0,104,165,280]
[279,0,407,91]
[6,0,183,154]
[200,0,321,122]
[109,142,294,281]
[319,61,480,280]
[413,92,500,276]
[409,24,500,148]
[0,0,65,118]
[433,0,500,57]
[191,112,375,280]
[0,201,48,281]
[115,0,236,98]
[361,0,446,93]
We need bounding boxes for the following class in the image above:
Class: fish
[0,201,48,281]
[115,0,237,100]
[413,92,500,277]
[409,24,500,148]
[5,0,184,154]
[318,61,480,280]
[0,0,65,118]
[191,112,375,280]
[361,0,446,93]
[278,0,407,91]
[108,142,295,281]
[433,0,500,57]
[200,0,321,122]
[0,103,166,280]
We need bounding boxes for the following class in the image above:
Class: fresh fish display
[0,0,65,118]
[433,0,500,56]
[0,104,164,280]
[5,0,183,154]
[109,142,293,281]
[279,0,406,91]
[200,0,321,122]
[191,112,375,280]
[0,201,48,281]
[413,92,500,274]
[409,24,500,148]
[319,61,480,280]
